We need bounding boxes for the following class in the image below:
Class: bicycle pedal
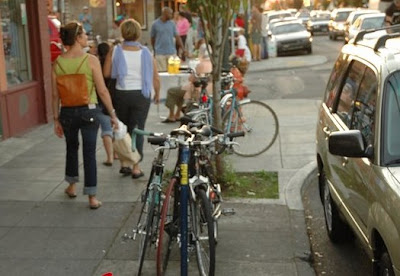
[221,208,236,215]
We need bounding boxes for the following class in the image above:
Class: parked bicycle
[220,71,279,157]
[124,128,170,275]
[156,124,244,276]
[186,69,279,157]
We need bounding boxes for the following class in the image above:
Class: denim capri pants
[97,112,113,138]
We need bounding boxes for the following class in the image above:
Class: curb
[285,161,318,276]
[285,160,317,211]
[248,56,328,73]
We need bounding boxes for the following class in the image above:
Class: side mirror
[328,130,373,159]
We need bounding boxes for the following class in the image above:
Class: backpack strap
[55,54,89,74]
[75,54,89,74]
[55,58,66,74]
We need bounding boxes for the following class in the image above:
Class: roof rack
[352,25,400,51]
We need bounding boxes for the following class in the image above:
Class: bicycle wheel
[192,189,216,276]
[137,191,156,275]
[157,177,179,276]
[223,100,279,157]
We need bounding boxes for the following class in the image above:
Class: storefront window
[115,0,147,29]
[1,0,32,87]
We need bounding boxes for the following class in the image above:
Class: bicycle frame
[178,140,190,276]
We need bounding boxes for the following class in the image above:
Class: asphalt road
[246,35,343,101]
[302,177,372,275]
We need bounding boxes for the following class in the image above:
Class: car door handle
[342,157,348,166]
[323,126,331,138]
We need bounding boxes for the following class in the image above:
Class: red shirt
[235,17,245,28]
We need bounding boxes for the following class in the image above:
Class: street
[246,35,342,101]
[302,177,371,275]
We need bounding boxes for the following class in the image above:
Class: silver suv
[316,29,400,275]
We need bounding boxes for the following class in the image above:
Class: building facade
[0,0,52,139]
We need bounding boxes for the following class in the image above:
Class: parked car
[328,8,355,40]
[268,21,312,56]
[345,13,385,43]
[262,10,293,33]
[316,29,400,275]
[295,9,311,26]
[48,15,62,63]
[268,16,302,32]
[306,10,331,35]
[286,8,298,17]
[344,9,380,43]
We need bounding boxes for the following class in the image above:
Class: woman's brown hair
[60,21,83,46]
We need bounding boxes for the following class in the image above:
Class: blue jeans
[114,90,151,161]
[59,106,100,196]
[261,36,268,59]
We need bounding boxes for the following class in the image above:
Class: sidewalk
[0,56,323,276]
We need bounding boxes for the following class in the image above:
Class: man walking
[151,7,185,71]
[78,6,93,36]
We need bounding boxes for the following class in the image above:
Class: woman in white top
[237,28,252,63]
[104,19,160,178]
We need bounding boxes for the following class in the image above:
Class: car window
[353,18,361,28]
[336,11,351,21]
[350,67,377,147]
[361,17,384,29]
[272,23,305,34]
[336,60,365,126]
[325,53,348,108]
[382,71,400,165]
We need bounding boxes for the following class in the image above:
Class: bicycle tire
[137,191,156,275]
[156,177,179,276]
[192,189,216,276]
[223,100,279,157]
[199,156,219,243]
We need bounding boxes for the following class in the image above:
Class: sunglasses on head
[74,23,81,37]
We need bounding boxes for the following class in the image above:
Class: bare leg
[174,103,182,120]
[103,135,113,164]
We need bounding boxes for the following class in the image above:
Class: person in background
[97,42,114,167]
[236,28,251,76]
[52,21,118,209]
[110,19,123,43]
[78,6,93,36]
[260,9,269,59]
[250,5,262,61]
[150,7,185,71]
[235,13,245,28]
[237,28,252,63]
[386,0,400,32]
[179,4,193,25]
[176,11,191,57]
[104,19,160,178]
[162,39,212,123]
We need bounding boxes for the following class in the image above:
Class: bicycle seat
[191,125,212,137]
[170,125,192,137]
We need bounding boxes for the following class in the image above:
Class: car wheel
[307,46,312,54]
[321,171,353,243]
[378,250,395,276]
[332,34,337,40]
